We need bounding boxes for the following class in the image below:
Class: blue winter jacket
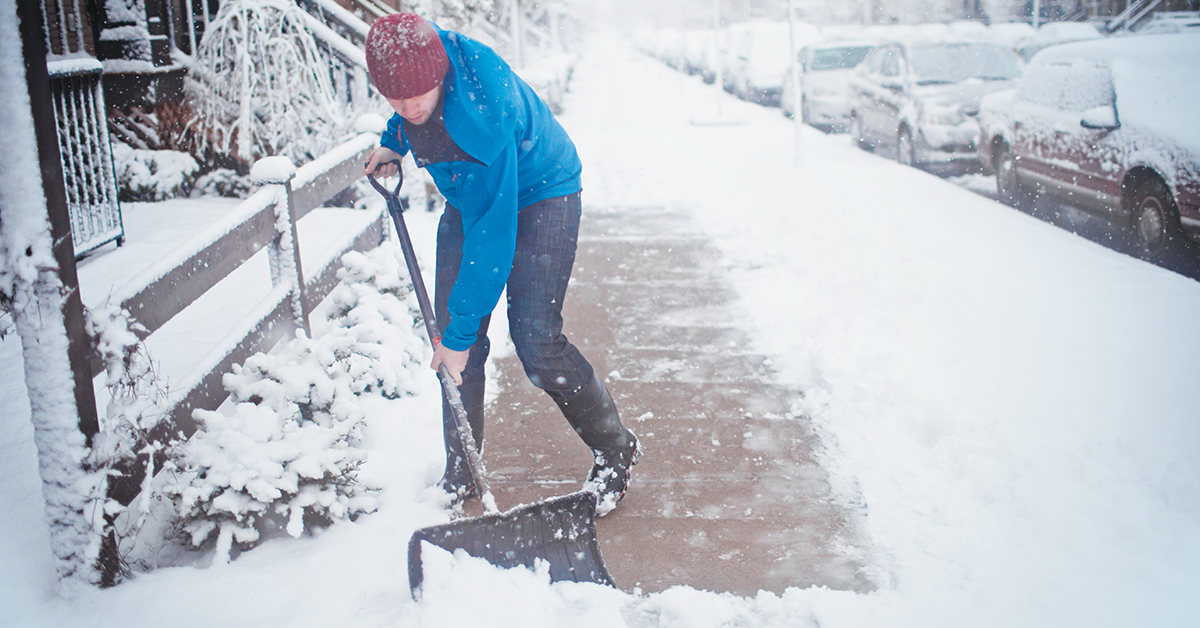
[379,26,582,351]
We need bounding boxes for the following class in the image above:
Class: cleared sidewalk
[466,205,875,596]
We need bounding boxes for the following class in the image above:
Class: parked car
[781,41,875,129]
[947,20,991,40]
[1015,22,1103,61]
[977,34,1200,256]
[725,19,822,106]
[986,21,1036,49]
[847,40,1024,171]
[682,28,718,83]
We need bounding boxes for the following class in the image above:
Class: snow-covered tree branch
[185,0,359,167]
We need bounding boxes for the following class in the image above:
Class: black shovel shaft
[366,172,437,342]
[367,171,493,507]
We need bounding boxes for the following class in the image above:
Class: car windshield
[809,46,874,71]
[909,43,1022,84]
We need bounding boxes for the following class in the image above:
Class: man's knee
[512,330,558,369]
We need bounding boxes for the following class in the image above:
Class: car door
[871,46,906,144]
[1042,62,1121,214]
[1010,59,1120,214]
[1008,61,1072,197]
[850,47,886,139]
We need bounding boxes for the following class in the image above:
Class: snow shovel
[366,168,615,598]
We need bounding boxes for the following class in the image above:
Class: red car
[978,34,1200,256]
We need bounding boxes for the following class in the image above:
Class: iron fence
[48,59,124,257]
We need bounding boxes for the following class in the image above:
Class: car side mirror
[1080,105,1119,130]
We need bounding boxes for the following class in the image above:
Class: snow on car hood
[805,68,857,97]
[911,78,1019,114]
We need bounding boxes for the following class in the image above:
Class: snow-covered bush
[185,0,355,166]
[166,245,427,563]
[192,168,252,199]
[85,305,171,579]
[110,143,200,202]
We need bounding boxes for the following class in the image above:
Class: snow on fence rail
[96,132,386,446]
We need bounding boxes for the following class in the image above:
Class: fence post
[251,156,310,337]
[12,0,105,585]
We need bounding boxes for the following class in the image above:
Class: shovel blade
[408,490,615,596]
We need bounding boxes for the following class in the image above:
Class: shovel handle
[367,167,439,346]
[368,169,495,512]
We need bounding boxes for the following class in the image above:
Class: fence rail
[101,131,387,475]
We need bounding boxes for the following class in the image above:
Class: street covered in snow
[3,24,1200,628]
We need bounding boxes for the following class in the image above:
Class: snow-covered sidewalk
[2,31,1199,628]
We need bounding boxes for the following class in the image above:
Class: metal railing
[1106,0,1166,31]
[298,7,372,107]
[298,0,372,46]
[48,59,124,257]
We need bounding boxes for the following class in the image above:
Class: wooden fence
[101,132,388,507]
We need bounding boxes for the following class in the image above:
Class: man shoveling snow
[362,13,641,516]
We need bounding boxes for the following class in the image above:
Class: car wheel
[995,142,1032,211]
[1126,177,1184,257]
[850,114,870,151]
[897,128,917,167]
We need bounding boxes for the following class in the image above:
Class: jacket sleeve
[380,113,409,155]
[441,141,520,351]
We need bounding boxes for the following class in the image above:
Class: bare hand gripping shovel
[367,168,615,598]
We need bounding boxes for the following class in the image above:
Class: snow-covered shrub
[170,370,375,562]
[85,305,172,579]
[319,247,430,397]
[192,168,252,199]
[166,245,427,563]
[110,142,200,201]
[185,0,355,166]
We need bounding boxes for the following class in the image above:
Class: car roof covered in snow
[1031,33,1200,158]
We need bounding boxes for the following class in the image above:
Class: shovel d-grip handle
[367,169,495,512]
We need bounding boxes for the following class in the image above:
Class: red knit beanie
[366,13,449,100]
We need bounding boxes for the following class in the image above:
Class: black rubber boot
[439,380,485,502]
[553,375,642,516]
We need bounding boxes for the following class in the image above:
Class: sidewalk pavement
[464,205,875,596]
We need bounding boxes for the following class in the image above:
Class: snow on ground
[3,30,1199,628]
[563,35,1200,627]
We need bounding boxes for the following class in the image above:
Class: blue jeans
[435,192,595,401]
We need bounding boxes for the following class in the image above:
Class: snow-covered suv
[977,34,1200,256]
